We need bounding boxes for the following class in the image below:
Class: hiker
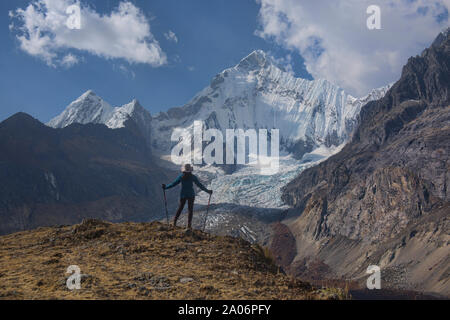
[162,164,212,229]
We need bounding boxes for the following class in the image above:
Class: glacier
[47,50,390,218]
[194,144,345,208]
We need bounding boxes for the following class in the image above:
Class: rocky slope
[281,29,450,295]
[0,113,176,235]
[0,219,345,300]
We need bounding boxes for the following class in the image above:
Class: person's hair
[182,172,192,179]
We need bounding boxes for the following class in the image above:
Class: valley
[1,29,448,297]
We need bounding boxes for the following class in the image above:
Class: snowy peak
[235,50,292,74]
[124,99,143,112]
[73,90,102,106]
[236,50,269,72]
[150,50,391,158]
[47,90,113,128]
[79,89,96,99]
[47,92,153,146]
[107,99,147,127]
[47,50,390,159]
[117,99,145,115]
[106,99,153,146]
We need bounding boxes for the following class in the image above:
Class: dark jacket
[164,173,209,199]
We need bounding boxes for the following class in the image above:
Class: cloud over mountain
[256,0,449,96]
[10,0,167,67]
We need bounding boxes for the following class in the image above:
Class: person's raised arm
[163,174,182,190]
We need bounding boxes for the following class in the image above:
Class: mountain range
[42,50,390,225]
[48,50,390,160]
[0,30,448,297]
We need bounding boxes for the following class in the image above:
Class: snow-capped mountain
[48,90,113,128]
[48,90,152,146]
[150,50,391,157]
[48,50,389,160]
[45,49,391,230]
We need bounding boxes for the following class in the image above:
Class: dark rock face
[270,222,297,269]
[0,113,176,235]
[287,137,316,160]
[281,30,450,295]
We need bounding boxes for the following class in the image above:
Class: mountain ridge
[0,112,176,235]
[47,50,390,160]
[280,26,450,296]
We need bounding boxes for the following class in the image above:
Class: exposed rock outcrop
[281,29,450,296]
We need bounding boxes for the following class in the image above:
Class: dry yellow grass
[0,219,345,300]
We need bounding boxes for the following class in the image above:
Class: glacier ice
[47,50,391,211]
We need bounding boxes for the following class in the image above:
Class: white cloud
[61,53,79,68]
[164,30,178,43]
[256,0,450,96]
[10,0,167,68]
[269,52,294,76]
[117,64,136,79]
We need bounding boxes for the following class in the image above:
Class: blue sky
[1,0,448,123]
[0,0,310,123]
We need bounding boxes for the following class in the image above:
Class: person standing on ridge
[162,164,212,230]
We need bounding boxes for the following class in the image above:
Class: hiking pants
[173,197,195,228]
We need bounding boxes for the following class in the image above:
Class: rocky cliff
[281,29,450,296]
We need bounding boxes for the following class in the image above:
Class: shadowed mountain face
[0,113,175,235]
[281,30,450,295]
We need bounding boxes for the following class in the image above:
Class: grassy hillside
[0,219,346,300]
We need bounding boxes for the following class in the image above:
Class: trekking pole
[162,188,169,225]
[202,193,212,232]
